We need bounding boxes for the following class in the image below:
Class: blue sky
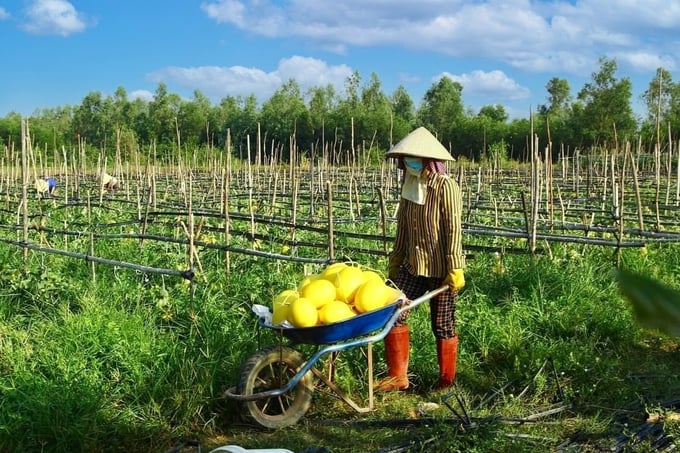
[0,0,678,120]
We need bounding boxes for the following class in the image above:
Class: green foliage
[616,267,680,337]
[484,139,509,167]
[7,58,680,168]
[2,228,679,451]
[575,57,637,145]
[417,76,465,145]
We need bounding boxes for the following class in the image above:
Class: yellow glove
[388,258,402,280]
[445,269,465,292]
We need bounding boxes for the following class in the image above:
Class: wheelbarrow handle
[393,284,449,319]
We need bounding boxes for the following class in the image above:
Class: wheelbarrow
[224,285,449,429]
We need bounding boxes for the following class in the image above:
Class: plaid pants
[392,267,457,339]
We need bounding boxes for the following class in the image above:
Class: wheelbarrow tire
[236,344,314,429]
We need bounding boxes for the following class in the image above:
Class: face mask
[403,157,423,172]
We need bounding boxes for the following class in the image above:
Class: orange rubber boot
[435,335,458,390]
[375,325,410,391]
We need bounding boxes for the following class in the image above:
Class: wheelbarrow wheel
[236,344,314,429]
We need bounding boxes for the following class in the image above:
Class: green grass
[1,238,679,452]
[1,186,680,452]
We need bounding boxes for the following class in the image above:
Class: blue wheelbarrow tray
[262,294,406,345]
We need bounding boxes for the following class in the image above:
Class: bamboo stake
[85,231,94,282]
[327,180,335,261]
[291,175,299,257]
[378,188,388,254]
[675,138,680,206]
[629,139,644,231]
[21,119,29,265]
[62,146,68,205]
[665,123,672,207]
[224,129,232,276]
[246,135,255,248]
[654,139,661,230]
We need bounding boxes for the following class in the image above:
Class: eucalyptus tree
[535,77,577,154]
[0,112,22,150]
[307,84,339,134]
[457,105,508,162]
[147,83,182,154]
[72,91,115,153]
[334,70,363,148]
[221,94,261,162]
[110,87,141,159]
[416,76,465,149]
[177,90,211,149]
[34,106,75,153]
[259,79,312,162]
[390,85,416,144]
[539,77,572,118]
[307,84,340,162]
[641,67,679,141]
[210,95,243,150]
[574,57,636,146]
[359,72,393,151]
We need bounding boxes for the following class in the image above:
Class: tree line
[1,56,678,165]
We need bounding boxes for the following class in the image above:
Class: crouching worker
[377,126,466,392]
[35,177,57,197]
[45,177,57,195]
[100,172,119,192]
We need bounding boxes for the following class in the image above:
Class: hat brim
[385,126,454,161]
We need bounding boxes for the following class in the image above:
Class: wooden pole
[21,119,29,265]
[327,180,335,261]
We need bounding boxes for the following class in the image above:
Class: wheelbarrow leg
[311,343,375,413]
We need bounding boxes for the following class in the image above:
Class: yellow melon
[361,269,383,284]
[332,266,366,303]
[321,262,348,281]
[318,300,355,324]
[272,289,298,325]
[383,286,403,305]
[301,278,337,308]
[288,297,318,327]
[354,279,391,313]
[297,274,320,293]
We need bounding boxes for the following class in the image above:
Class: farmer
[35,177,57,197]
[377,126,466,392]
[45,177,57,196]
[100,172,119,191]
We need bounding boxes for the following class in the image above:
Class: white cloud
[441,70,531,102]
[200,0,679,76]
[0,7,10,20]
[130,90,154,103]
[21,0,89,36]
[200,0,247,27]
[614,52,677,73]
[147,56,353,103]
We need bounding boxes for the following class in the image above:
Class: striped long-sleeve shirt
[390,172,465,278]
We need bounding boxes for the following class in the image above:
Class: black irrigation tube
[0,236,195,280]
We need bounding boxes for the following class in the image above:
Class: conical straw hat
[385,126,454,161]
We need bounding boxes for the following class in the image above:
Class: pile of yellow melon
[272,262,402,328]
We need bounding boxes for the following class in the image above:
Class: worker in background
[101,172,119,192]
[35,177,57,197]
